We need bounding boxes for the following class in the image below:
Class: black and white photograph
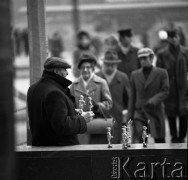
[0,0,187,179]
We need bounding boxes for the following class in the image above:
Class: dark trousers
[167,115,187,142]
[133,120,165,143]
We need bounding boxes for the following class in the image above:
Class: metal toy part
[107,127,113,148]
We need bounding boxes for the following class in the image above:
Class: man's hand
[144,100,155,108]
[81,111,95,123]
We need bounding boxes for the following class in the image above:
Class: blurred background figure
[49,31,64,57]
[177,26,186,46]
[156,28,188,143]
[70,52,112,144]
[128,48,169,143]
[103,34,120,52]
[154,30,168,54]
[91,36,103,59]
[117,27,140,79]
[72,30,95,78]
[13,28,22,56]
[22,28,29,56]
[97,50,130,144]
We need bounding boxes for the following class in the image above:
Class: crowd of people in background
[24,22,188,146]
[70,25,187,145]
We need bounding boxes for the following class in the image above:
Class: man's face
[168,35,180,47]
[139,55,153,68]
[80,36,91,48]
[119,36,131,47]
[80,62,94,81]
[55,68,68,78]
[103,63,117,75]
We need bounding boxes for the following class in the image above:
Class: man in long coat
[128,48,169,143]
[97,50,130,143]
[156,29,188,143]
[117,28,140,79]
[27,57,94,146]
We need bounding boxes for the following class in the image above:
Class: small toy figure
[142,126,149,148]
[88,96,93,112]
[79,95,85,114]
[122,126,128,149]
[107,127,113,148]
[126,127,131,147]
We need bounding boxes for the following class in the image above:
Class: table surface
[16,143,187,152]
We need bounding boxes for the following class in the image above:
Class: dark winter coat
[27,70,87,146]
[117,46,140,79]
[96,70,130,124]
[156,45,188,116]
[128,67,169,138]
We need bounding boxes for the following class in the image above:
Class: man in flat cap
[97,50,130,143]
[70,52,112,144]
[27,57,94,146]
[156,28,188,143]
[128,48,169,143]
[117,27,140,79]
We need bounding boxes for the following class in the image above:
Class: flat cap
[137,48,154,58]
[78,52,97,69]
[44,57,71,69]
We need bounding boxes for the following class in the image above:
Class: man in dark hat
[117,27,140,79]
[97,50,130,143]
[156,28,188,143]
[70,52,112,144]
[128,48,169,143]
[27,57,94,146]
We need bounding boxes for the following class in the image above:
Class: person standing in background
[70,52,112,144]
[117,27,140,79]
[156,29,188,143]
[128,48,169,143]
[72,30,95,78]
[49,32,64,57]
[97,50,130,144]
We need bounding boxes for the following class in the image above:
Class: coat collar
[73,74,101,95]
[98,70,121,87]
[42,70,72,88]
[137,67,158,89]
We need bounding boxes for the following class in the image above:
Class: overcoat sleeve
[99,79,113,110]
[127,72,136,120]
[45,91,87,135]
[123,74,130,109]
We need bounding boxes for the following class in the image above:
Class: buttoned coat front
[70,74,112,144]
[96,70,130,124]
[117,46,140,79]
[70,74,112,111]
[156,45,188,116]
[128,67,169,138]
